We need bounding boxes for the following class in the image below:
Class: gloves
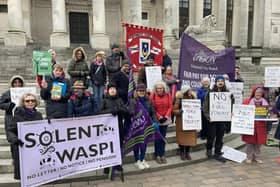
[159,117,167,124]
[153,122,159,131]
[111,107,118,116]
[7,102,16,114]
[14,139,24,147]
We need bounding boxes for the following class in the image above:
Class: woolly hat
[136,83,146,91]
[72,80,86,89]
[111,44,120,50]
[147,54,155,60]
[181,84,191,93]
[121,59,130,66]
[215,75,225,83]
[107,83,117,91]
[95,50,105,57]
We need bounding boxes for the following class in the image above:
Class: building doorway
[69,12,89,44]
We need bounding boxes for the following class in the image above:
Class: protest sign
[222,146,247,163]
[33,51,52,76]
[145,66,162,90]
[210,92,232,122]
[264,67,280,87]
[10,87,37,106]
[231,104,255,135]
[18,115,121,187]
[182,99,202,130]
[228,82,243,104]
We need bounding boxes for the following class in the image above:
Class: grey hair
[153,81,169,93]
[201,77,210,83]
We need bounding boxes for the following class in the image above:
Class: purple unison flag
[178,33,236,90]
[123,101,161,155]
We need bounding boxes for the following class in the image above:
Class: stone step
[0,133,238,174]
[0,135,244,186]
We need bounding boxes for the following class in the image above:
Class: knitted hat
[107,83,117,91]
[181,85,191,93]
[95,50,105,57]
[72,80,86,89]
[147,54,155,60]
[215,75,225,83]
[136,83,146,91]
[111,44,120,50]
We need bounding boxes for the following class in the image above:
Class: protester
[89,51,106,110]
[203,75,233,163]
[173,85,197,160]
[68,80,95,117]
[137,54,155,87]
[150,81,172,164]
[0,75,25,140]
[106,44,126,82]
[98,83,130,174]
[128,83,158,169]
[7,93,43,180]
[234,65,244,82]
[242,85,269,164]
[67,47,89,87]
[273,92,280,162]
[162,48,172,73]
[112,59,130,105]
[196,77,210,140]
[222,74,232,134]
[40,64,71,119]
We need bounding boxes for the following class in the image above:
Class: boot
[180,150,186,160]
[185,151,192,160]
[206,149,212,158]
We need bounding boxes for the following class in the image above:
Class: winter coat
[105,52,122,79]
[128,96,157,122]
[112,71,129,104]
[149,92,173,125]
[68,91,95,117]
[40,76,71,119]
[0,75,25,139]
[242,85,268,144]
[172,91,197,146]
[67,47,89,86]
[162,55,172,69]
[98,94,130,145]
[163,74,178,101]
[7,107,43,179]
[89,61,106,86]
[196,86,209,107]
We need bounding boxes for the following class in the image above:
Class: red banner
[124,23,163,72]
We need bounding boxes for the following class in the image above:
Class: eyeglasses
[24,99,36,103]
[137,90,146,92]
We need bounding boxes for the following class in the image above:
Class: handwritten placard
[231,104,255,135]
[229,82,243,104]
[145,66,162,90]
[264,67,280,87]
[210,92,232,122]
[182,99,201,130]
[10,87,37,106]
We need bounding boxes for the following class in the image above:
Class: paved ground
[44,144,280,187]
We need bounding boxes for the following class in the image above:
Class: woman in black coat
[7,93,43,180]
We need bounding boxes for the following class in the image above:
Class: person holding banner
[150,81,172,164]
[203,75,234,163]
[67,47,90,87]
[7,93,43,180]
[68,80,95,117]
[242,85,269,164]
[40,64,71,119]
[173,85,197,160]
[0,75,25,140]
[128,83,158,170]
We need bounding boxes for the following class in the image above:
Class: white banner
[145,66,162,90]
[231,104,255,135]
[264,67,280,87]
[18,114,121,187]
[228,82,243,104]
[10,87,37,106]
[210,92,232,122]
[182,99,201,130]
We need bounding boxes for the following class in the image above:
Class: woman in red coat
[242,85,269,164]
[150,81,173,164]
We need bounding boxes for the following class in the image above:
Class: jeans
[134,144,146,161]
[93,84,104,111]
[154,125,168,157]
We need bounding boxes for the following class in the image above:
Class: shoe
[245,159,252,164]
[200,136,206,140]
[255,159,263,164]
[115,165,123,171]
[155,156,162,164]
[135,160,145,170]
[161,156,167,164]
[142,160,150,169]
[185,152,192,160]
[214,155,226,163]
[180,151,186,160]
[206,150,212,158]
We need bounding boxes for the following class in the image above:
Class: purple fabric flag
[123,101,162,155]
[178,33,236,91]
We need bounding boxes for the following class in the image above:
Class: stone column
[263,0,272,48]
[50,0,70,48]
[189,0,204,25]
[122,0,142,25]
[4,0,27,46]
[217,0,227,31]
[90,0,110,49]
[22,0,32,42]
[163,0,177,49]
[232,0,249,48]
[252,0,265,47]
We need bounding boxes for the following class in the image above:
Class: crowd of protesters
[1,45,280,180]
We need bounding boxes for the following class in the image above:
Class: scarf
[24,108,36,117]
[249,97,268,107]
[94,60,103,66]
